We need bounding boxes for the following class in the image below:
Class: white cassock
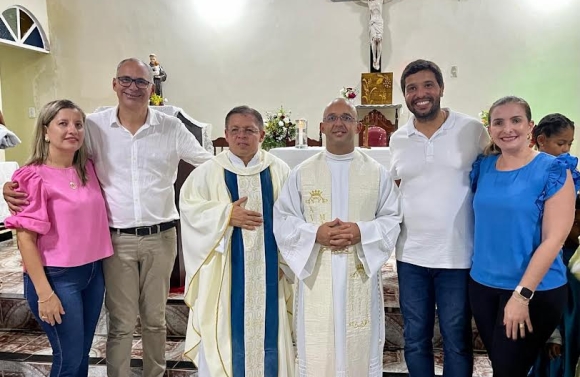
[273,150,401,377]
[180,150,295,377]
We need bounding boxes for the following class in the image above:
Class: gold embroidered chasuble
[298,150,381,376]
[180,150,294,377]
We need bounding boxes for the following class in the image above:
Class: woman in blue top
[469,96,579,377]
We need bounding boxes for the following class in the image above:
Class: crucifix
[332,0,389,72]
[368,0,384,72]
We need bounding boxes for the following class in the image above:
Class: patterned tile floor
[0,238,492,376]
[0,329,492,376]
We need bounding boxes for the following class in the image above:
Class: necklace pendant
[69,181,77,190]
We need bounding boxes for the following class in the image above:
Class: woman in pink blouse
[5,100,113,377]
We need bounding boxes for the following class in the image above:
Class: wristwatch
[515,285,534,300]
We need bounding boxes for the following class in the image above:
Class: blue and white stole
[225,167,279,377]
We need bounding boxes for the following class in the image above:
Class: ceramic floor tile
[89,335,107,358]
[166,304,188,337]
[17,336,51,355]
[0,360,51,376]
[130,339,143,359]
[0,331,42,353]
[0,298,42,330]
[165,340,185,361]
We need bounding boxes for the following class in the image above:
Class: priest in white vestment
[180,106,295,377]
[273,98,402,377]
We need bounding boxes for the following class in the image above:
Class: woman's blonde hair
[27,100,89,185]
[482,96,532,156]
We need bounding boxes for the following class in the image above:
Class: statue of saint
[149,53,168,99]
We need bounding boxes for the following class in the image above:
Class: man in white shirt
[273,98,402,377]
[179,105,295,377]
[3,58,213,377]
[389,59,489,376]
[88,58,213,377]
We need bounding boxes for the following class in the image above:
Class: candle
[298,120,304,147]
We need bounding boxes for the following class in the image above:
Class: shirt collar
[407,108,454,136]
[227,150,261,168]
[109,106,160,129]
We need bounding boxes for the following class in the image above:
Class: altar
[268,146,391,168]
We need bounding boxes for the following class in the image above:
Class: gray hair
[116,58,154,82]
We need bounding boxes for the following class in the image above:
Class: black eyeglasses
[116,76,152,89]
[323,114,356,123]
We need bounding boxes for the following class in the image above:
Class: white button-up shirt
[85,107,213,228]
[389,109,489,269]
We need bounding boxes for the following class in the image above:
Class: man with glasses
[93,58,213,377]
[273,98,402,376]
[3,58,213,377]
[179,105,295,377]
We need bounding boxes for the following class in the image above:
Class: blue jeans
[397,261,473,377]
[24,261,105,377]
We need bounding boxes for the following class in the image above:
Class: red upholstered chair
[358,110,396,147]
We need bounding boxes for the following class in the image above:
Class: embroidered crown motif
[306,189,328,204]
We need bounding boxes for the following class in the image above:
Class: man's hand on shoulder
[3,182,28,214]
[229,197,263,230]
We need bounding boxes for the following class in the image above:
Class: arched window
[0,6,49,52]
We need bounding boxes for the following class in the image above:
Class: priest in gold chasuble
[273,99,402,377]
[180,106,295,377]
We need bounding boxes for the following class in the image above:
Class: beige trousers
[103,228,177,377]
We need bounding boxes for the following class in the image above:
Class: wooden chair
[358,109,396,147]
[212,137,229,155]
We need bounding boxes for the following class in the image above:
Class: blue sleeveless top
[470,152,580,290]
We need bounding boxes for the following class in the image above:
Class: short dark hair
[225,106,264,130]
[400,59,444,94]
[532,113,575,145]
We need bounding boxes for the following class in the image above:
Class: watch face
[520,287,534,299]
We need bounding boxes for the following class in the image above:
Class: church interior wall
[0,0,578,166]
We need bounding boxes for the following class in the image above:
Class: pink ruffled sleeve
[4,166,51,234]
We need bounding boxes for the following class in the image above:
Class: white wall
[1,0,579,165]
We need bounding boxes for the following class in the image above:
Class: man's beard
[409,98,441,122]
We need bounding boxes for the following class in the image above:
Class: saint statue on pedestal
[149,53,167,100]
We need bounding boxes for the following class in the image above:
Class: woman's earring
[44,135,49,143]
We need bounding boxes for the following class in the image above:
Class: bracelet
[38,290,54,303]
[511,291,530,306]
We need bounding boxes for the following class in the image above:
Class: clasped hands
[229,197,263,230]
[316,218,361,250]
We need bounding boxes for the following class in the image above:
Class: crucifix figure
[368,0,384,72]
